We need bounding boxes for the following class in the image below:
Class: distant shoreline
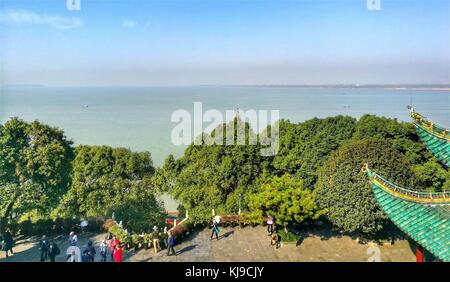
[3,84,450,91]
[220,84,450,91]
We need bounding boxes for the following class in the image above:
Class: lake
[1,86,449,167]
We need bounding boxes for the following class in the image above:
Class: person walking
[3,231,14,258]
[167,231,176,256]
[267,216,274,234]
[82,240,96,262]
[99,239,108,262]
[151,226,160,253]
[113,244,123,262]
[210,221,220,240]
[48,242,60,262]
[69,231,78,246]
[109,235,119,261]
[40,235,50,262]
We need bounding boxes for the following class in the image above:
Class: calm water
[1,86,449,166]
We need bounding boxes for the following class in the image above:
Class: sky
[0,0,449,86]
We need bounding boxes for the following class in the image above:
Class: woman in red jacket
[113,244,123,262]
[109,235,119,261]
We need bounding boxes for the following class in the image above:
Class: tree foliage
[154,118,265,224]
[248,174,324,230]
[0,118,74,233]
[315,138,417,235]
[56,145,164,232]
[271,116,356,188]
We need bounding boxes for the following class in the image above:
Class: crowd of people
[37,231,125,262]
[35,225,178,262]
[2,216,281,261]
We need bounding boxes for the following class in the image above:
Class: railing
[362,163,450,204]
[410,109,450,140]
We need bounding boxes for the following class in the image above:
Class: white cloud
[0,9,83,29]
[122,19,137,29]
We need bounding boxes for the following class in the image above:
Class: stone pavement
[1,226,416,262]
[127,226,416,262]
[0,233,108,262]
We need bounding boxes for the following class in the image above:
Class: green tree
[57,145,164,232]
[112,179,166,233]
[155,118,265,224]
[315,138,417,236]
[271,116,356,188]
[0,118,74,233]
[353,114,448,192]
[413,160,450,192]
[248,174,324,232]
[353,115,429,164]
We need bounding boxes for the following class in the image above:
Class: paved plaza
[0,225,415,262]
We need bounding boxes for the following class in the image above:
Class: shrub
[131,234,143,250]
[170,221,193,240]
[33,219,55,235]
[240,211,264,226]
[19,220,33,236]
[102,219,117,230]
[276,229,299,243]
[219,214,241,226]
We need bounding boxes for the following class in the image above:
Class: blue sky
[1,0,449,86]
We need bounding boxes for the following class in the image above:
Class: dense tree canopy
[2,111,447,238]
[153,119,266,224]
[315,138,418,235]
[353,115,449,192]
[56,145,164,232]
[0,118,74,233]
[353,115,429,164]
[271,116,356,188]
[155,114,448,231]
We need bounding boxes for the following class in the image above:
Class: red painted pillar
[416,245,424,262]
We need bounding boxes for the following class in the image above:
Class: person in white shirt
[267,216,274,234]
[99,240,108,262]
[69,231,78,246]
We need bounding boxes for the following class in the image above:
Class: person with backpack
[48,241,60,262]
[40,235,50,262]
[82,240,96,262]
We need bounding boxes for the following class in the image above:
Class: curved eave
[370,181,450,262]
[371,177,450,205]
[411,112,450,167]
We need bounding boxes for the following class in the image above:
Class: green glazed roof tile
[365,166,450,262]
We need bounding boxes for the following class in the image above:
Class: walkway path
[1,226,416,262]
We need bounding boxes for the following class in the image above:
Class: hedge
[15,217,106,236]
